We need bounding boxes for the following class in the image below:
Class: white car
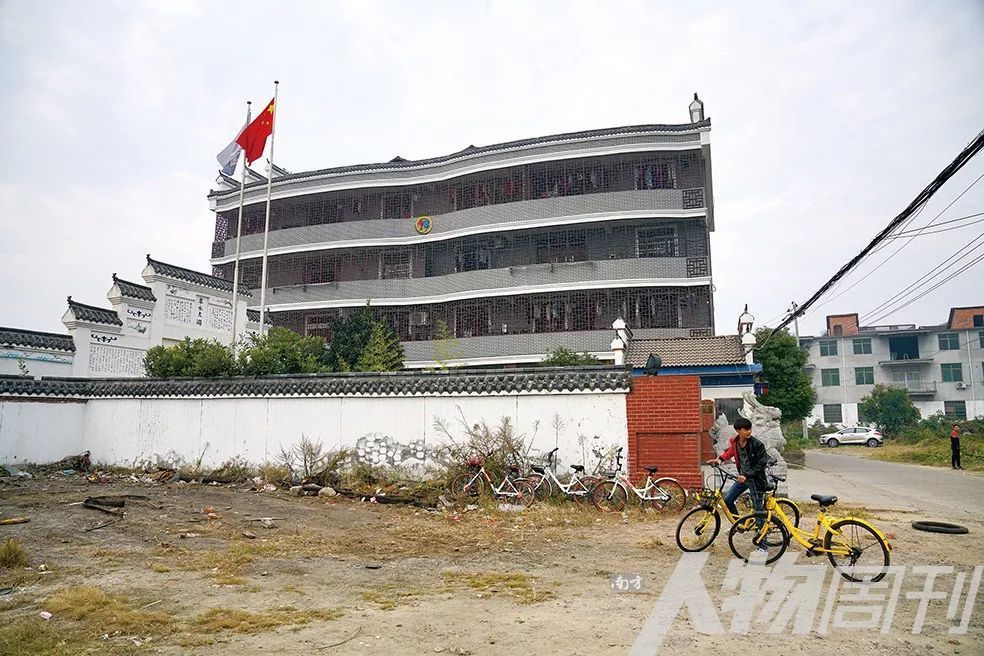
[820,426,883,448]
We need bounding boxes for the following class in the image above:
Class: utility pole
[790,301,808,441]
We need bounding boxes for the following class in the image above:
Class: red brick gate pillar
[625,375,702,490]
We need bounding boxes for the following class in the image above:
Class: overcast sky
[1,0,982,337]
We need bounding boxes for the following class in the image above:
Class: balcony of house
[258,258,709,311]
[270,285,714,345]
[211,188,709,262]
[890,380,938,396]
[878,334,932,365]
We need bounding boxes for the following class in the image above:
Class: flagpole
[229,101,252,351]
[257,80,279,334]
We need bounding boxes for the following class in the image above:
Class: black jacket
[734,435,769,492]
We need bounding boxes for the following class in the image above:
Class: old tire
[911,520,968,535]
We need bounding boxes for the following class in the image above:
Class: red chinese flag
[236,98,275,164]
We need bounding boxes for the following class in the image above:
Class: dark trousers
[724,481,764,528]
[952,439,961,468]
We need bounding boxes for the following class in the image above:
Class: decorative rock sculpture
[708,391,789,496]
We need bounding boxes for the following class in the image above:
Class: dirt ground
[1,475,982,656]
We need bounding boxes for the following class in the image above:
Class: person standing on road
[951,423,963,470]
[707,417,770,549]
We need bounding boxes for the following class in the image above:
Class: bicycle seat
[570,465,585,473]
[643,465,659,473]
[509,465,520,474]
[811,494,837,506]
[531,466,545,474]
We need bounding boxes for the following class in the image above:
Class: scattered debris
[316,626,363,651]
[139,599,163,610]
[464,504,479,513]
[61,469,76,476]
[82,498,125,516]
[260,519,276,529]
[0,464,31,479]
[0,588,13,596]
[85,518,123,532]
[39,611,53,620]
[241,531,257,539]
[0,517,30,526]
[365,563,382,570]
[261,483,277,492]
[318,486,337,497]
[178,533,200,539]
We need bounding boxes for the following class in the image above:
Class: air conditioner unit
[955,382,968,390]
[409,311,429,327]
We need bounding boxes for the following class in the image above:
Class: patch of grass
[193,607,342,634]
[43,586,174,634]
[0,538,28,569]
[444,571,554,604]
[0,617,80,656]
[863,434,984,471]
[361,583,429,610]
[258,462,290,483]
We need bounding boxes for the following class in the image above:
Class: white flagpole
[258,80,279,334]
[229,100,252,351]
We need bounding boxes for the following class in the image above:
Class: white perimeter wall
[1,393,628,470]
[0,401,87,464]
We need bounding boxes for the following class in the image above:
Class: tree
[237,327,327,375]
[144,338,236,378]
[753,327,815,421]
[324,304,404,372]
[432,319,461,370]
[355,322,404,372]
[324,305,376,371]
[858,384,920,437]
[540,347,601,367]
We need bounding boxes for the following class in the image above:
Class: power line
[860,232,984,321]
[755,128,984,353]
[886,210,984,238]
[865,250,984,325]
[810,173,984,312]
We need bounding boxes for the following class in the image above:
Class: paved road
[787,449,984,520]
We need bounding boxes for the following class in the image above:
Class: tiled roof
[209,119,711,199]
[0,326,76,352]
[146,255,251,297]
[246,309,274,325]
[625,335,745,368]
[112,274,156,302]
[0,367,630,399]
[66,297,123,326]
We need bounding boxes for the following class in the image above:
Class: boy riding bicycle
[707,417,770,548]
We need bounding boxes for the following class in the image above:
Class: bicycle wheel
[652,478,687,513]
[592,480,627,512]
[777,498,801,529]
[496,480,531,509]
[675,506,721,552]
[450,472,485,499]
[526,473,553,502]
[727,512,789,565]
[823,519,891,583]
[569,476,599,505]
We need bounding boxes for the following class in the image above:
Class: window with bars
[821,368,840,386]
[941,363,963,383]
[819,340,838,357]
[852,338,872,355]
[823,404,843,423]
[855,367,874,385]
[945,401,967,420]
[637,227,678,258]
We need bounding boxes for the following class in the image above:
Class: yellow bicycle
[728,492,892,582]
[675,463,801,552]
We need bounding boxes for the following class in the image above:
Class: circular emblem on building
[415,215,433,235]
